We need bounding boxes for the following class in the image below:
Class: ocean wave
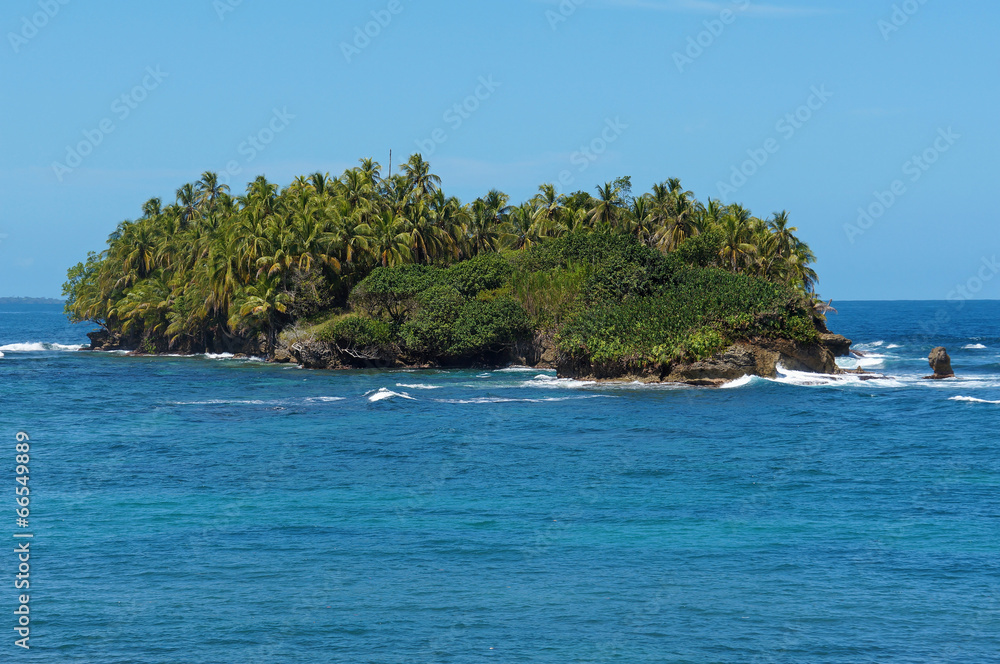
[522,374,596,389]
[963,344,988,350]
[768,366,906,389]
[305,396,346,403]
[949,396,1000,404]
[854,341,885,352]
[396,383,442,390]
[0,342,84,352]
[496,366,542,373]
[886,344,901,349]
[720,375,757,389]
[836,353,886,370]
[367,388,416,402]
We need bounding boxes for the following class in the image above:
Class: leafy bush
[399,285,466,354]
[675,228,723,268]
[317,315,394,348]
[400,286,530,359]
[558,265,814,367]
[350,264,442,321]
[444,253,513,295]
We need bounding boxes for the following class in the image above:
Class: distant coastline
[0,297,63,304]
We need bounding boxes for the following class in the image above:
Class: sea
[0,301,998,663]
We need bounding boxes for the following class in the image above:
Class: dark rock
[818,333,852,357]
[513,332,558,369]
[923,346,955,379]
[85,329,131,351]
[85,329,110,350]
[289,340,341,369]
[665,344,758,383]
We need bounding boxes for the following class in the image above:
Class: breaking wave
[367,388,416,402]
[949,396,1000,404]
[0,342,84,352]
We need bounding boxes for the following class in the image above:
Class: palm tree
[501,202,543,250]
[400,153,441,198]
[357,209,412,267]
[228,277,290,352]
[590,182,621,230]
[141,197,162,219]
[196,171,229,210]
[717,205,757,272]
[176,183,199,227]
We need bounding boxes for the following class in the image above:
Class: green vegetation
[64,155,825,371]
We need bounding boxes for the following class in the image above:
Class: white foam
[854,341,885,352]
[0,351,4,358]
[396,383,442,390]
[721,375,755,389]
[204,353,235,360]
[522,374,596,389]
[0,342,84,352]
[963,344,988,350]
[496,366,541,373]
[770,365,906,389]
[837,353,886,370]
[305,396,346,403]
[950,396,1000,404]
[367,388,415,402]
[886,344,901,349]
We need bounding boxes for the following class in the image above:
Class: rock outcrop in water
[558,333,850,387]
[924,346,955,380]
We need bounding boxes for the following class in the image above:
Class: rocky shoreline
[87,325,856,388]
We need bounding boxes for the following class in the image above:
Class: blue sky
[1,0,997,300]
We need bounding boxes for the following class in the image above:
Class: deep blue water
[1,302,998,663]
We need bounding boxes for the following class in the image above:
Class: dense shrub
[346,231,818,369]
[350,264,441,321]
[675,228,724,268]
[558,266,815,366]
[316,315,393,348]
[400,286,530,359]
[444,253,513,295]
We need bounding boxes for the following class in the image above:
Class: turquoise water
[1,302,999,663]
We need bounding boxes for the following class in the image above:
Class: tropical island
[63,154,851,385]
